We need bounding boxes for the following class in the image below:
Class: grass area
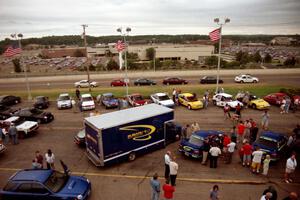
[2,84,299,100]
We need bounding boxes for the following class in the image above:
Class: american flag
[115,40,125,52]
[209,28,221,42]
[3,42,22,57]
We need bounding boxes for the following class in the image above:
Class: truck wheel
[128,152,136,161]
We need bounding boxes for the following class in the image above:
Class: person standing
[280,97,286,114]
[203,95,209,109]
[283,192,298,200]
[285,97,291,114]
[0,126,3,144]
[242,140,252,166]
[35,151,44,169]
[8,124,18,145]
[181,124,190,140]
[235,103,242,117]
[223,104,231,120]
[251,147,264,173]
[191,122,200,133]
[284,153,297,183]
[244,120,252,141]
[150,173,160,200]
[169,156,178,186]
[2,126,9,144]
[262,155,271,176]
[249,118,259,144]
[75,88,80,100]
[262,186,278,200]
[210,185,220,200]
[261,192,273,200]
[261,110,270,130]
[172,89,176,105]
[45,149,55,169]
[162,180,175,200]
[226,140,236,164]
[164,151,171,181]
[237,121,245,144]
[209,144,222,168]
[32,158,42,169]
[201,139,210,165]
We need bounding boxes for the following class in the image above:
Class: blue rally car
[97,93,119,109]
[0,169,91,200]
[179,130,224,159]
[252,131,287,161]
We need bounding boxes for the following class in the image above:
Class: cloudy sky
[0,0,299,39]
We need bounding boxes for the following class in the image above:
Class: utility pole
[82,24,91,92]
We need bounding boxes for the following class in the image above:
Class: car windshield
[133,95,143,101]
[223,97,233,101]
[82,97,93,101]
[189,135,203,146]
[44,171,69,193]
[158,95,170,101]
[58,96,70,101]
[258,137,278,149]
[36,97,45,102]
[30,108,43,114]
[186,96,198,102]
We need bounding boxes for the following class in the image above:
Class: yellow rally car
[249,97,270,110]
[178,93,203,110]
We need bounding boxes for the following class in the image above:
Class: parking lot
[0,97,299,199]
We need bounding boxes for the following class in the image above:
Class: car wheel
[77,85,81,88]
[252,104,257,109]
[240,80,244,83]
[128,152,136,161]
[188,105,192,110]
[111,84,114,87]
[167,82,170,86]
[91,85,95,88]
[213,100,216,105]
[39,105,43,109]
[182,82,184,85]
[253,80,257,83]
[37,119,42,124]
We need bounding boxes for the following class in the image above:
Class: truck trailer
[85,104,181,166]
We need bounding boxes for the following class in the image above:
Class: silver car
[57,93,72,109]
[74,80,98,88]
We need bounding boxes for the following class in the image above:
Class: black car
[0,95,21,106]
[134,78,156,86]
[33,96,50,109]
[14,108,54,124]
[0,104,19,120]
[200,76,223,84]
[74,129,86,147]
[163,77,188,85]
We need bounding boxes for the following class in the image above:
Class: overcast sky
[0,0,299,40]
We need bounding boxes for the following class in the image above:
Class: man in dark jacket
[8,124,18,145]
[201,139,210,165]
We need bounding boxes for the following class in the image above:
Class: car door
[82,81,89,87]
[215,95,222,106]
[11,183,53,200]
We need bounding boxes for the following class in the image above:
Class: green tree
[264,53,272,63]
[12,58,22,73]
[146,47,155,60]
[253,51,262,63]
[205,56,218,66]
[106,59,119,70]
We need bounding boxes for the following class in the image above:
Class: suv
[4,116,39,138]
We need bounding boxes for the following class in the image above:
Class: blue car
[97,93,119,109]
[252,131,287,161]
[179,130,224,159]
[0,169,91,200]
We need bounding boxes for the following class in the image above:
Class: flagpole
[216,25,222,94]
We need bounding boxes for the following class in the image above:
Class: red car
[111,79,127,87]
[127,93,148,107]
[263,93,290,106]
[163,77,188,85]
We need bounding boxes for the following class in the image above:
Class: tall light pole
[117,27,131,96]
[214,18,230,93]
[81,24,91,92]
[13,33,32,100]
[152,38,156,71]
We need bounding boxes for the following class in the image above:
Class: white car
[0,144,6,154]
[150,93,175,108]
[4,116,39,137]
[234,74,259,83]
[74,80,98,88]
[57,93,72,109]
[212,93,243,109]
[80,94,95,111]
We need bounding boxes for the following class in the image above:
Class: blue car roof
[11,169,52,183]
[193,130,224,138]
[103,93,113,97]
[260,131,285,141]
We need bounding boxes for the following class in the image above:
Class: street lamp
[214,17,230,94]
[117,27,131,97]
[12,33,32,100]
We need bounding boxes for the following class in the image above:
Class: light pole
[81,24,91,92]
[214,17,230,93]
[152,38,156,71]
[13,33,32,100]
[117,27,131,97]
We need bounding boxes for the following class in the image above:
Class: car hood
[158,99,174,106]
[180,139,202,149]
[227,100,243,107]
[16,121,38,130]
[134,100,147,105]
[82,101,95,106]
[251,99,270,106]
[252,143,276,153]
[58,176,90,196]
[103,99,118,105]
[57,100,71,105]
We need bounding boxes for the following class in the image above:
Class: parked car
[150,93,174,108]
[4,116,39,138]
[200,76,223,84]
[252,131,287,161]
[33,96,50,109]
[234,74,259,83]
[14,108,54,124]
[0,95,21,106]
[57,93,72,109]
[74,80,98,88]
[97,93,119,109]
[110,79,127,87]
[179,130,224,159]
[212,93,243,109]
[0,104,19,120]
[134,78,156,86]
[127,93,148,107]
[74,129,86,147]
[163,77,188,85]
[80,94,95,111]
[0,168,91,200]
[235,92,270,110]
[178,93,203,110]
[0,144,6,154]
[263,93,292,106]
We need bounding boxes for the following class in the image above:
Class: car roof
[154,93,167,96]
[36,96,46,98]
[59,93,69,97]
[81,94,92,98]
[130,93,141,96]
[180,93,194,97]
[216,93,232,98]
[4,116,20,123]
[103,93,113,97]
[260,131,285,141]
[193,130,224,138]
[11,169,52,183]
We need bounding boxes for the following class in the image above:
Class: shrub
[12,58,22,73]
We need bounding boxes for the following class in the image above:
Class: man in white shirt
[209,144,222,168]
[164,151,171,181]
[252,147,264,173]
[260,192,273,200]
[285,153,297,183]
[169,156,178,186]
[226,141,236,164]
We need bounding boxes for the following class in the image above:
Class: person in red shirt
[163,180,175,200]
[241,140,252,166]
[237,121,245,144]
[223,134,231,150]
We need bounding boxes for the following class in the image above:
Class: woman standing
[210,185,220,200]
[45,149,55,169]
[261,110,270,130]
